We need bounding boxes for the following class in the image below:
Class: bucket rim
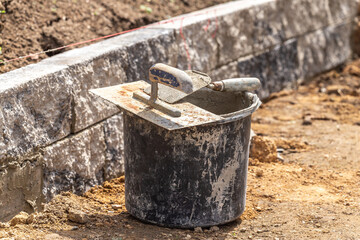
[217,92,261,124]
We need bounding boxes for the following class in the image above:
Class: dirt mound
[0,0,229,74]
[17,177,127,228]
[249,135,309,166]
[84,176,125,206]
[273,138,309,151]
[249,136,277,165]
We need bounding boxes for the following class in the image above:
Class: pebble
[319,87,327,93]
[119,176,125,182]
[125,224,133,229]
[302,115,312,125]
[277,148,284,153]
[68,210,88,224]
[210,226,220,232]
[255,169,264,178]
[250,129,257,139]
[194,227,203,233]
[71,226,79,230]
[0,222,10,228]
[277,153,285,162]
[44,233,63,240]
[239,227,246,232]
[10,211,29,226]
[61,192,72,197]
[111,204,123,210]
[26,213,38,224]
[185,234,192,239]
[103,181,112,189]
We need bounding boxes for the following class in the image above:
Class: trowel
[144,63,261,103]
[137,63,261,117]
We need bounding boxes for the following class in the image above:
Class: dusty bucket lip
[218,92,261,124]
[90,81,261,130]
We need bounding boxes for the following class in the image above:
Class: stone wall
[0,0,357,220]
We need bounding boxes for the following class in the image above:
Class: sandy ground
[0,61,360,239]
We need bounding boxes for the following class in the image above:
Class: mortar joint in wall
[70,89,77,134]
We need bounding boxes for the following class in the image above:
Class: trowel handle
[208,78,261,92]
[149,63,194,94]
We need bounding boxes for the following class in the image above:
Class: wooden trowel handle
[208,78,261,92]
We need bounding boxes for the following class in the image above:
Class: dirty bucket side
[123,111,252,228]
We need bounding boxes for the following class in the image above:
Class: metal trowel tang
[144,67,212,104]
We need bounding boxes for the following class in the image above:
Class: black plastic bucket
[123,90,261,228]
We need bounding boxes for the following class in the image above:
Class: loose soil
[0,0,229,74]
[0,56,359,240]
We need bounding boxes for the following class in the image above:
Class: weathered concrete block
[237,39,299,99]
[250,1,285,52]
[42,123,106,201]
[215,9,253,67]
[209,60,239,82]
[174,18,219,72]
[69,50,128,133]
[298,23,352,79]
[0,154,43,221]
[279,0,331,39]
[279,0,357,39]
[103,113,124,180]
[125,28,179,82]
[39,37,131,134]
[0,64,73,160]
[213,0,285,67]
[328,0,358,25]
[264,39,300,94]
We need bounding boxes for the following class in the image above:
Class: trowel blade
[144,70,211,104]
